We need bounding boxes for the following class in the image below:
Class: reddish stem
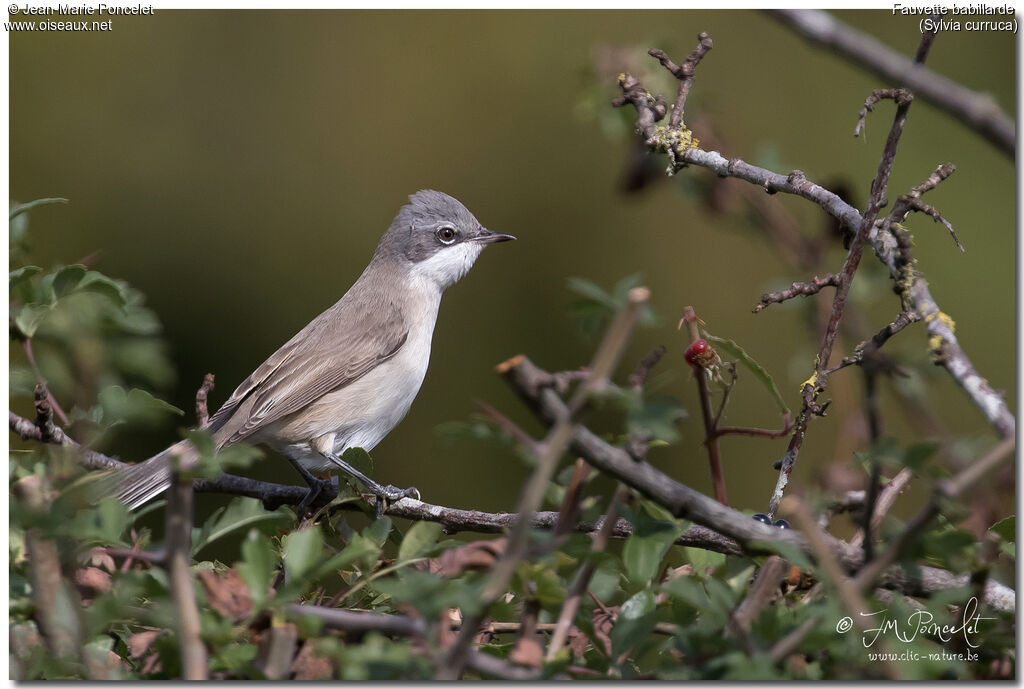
[681,306,727,506]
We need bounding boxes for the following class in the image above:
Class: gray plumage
[101,190,514,509]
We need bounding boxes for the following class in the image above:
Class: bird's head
[378,190,515,290]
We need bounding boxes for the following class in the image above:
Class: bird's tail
[93,440,195,510]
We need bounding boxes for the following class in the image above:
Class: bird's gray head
[374,190,515,290]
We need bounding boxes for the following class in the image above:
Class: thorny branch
[754,273,839,313]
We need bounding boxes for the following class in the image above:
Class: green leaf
[9,197,68,220]
[283,526,325,581]
[397,521,443,562]
[990,515,1014,542]
[990,516,1015,559]
[238,530,278,607]
[12,303,52,338]
[52,264,86,298]
[9,265,41,296]
[342,447,374,477]
[610,588,657,657]
[191,497,289,556]
[699,329,790,416]
[97,386,183,427]
[627,395,687,444]
[622,504,682,583]
[76,271,128,309]
[70,498,131,546]
[364,517,392,547]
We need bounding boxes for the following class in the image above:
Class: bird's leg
[321,451,420,518]
[283,455,336,519]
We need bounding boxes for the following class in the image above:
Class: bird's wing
[207,297,408,447]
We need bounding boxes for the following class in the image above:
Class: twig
[22,340,70,426]
[648,32,713,128]
[474,399,542,455]
[437,287,651,680]
[854,88,910,139]
[824,310,921,375]
[165,446,208,679]
[628,345,667,390]
[753,274,839,313]
[553,458,591,539]
[766,9,1014,156]
[729,555,789,637]
[546,483,629,661]
[195,373,215,428]
[285,604,553,680]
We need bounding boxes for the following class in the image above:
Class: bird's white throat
[408,241,486,291]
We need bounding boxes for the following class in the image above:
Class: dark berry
[774,519,791,530]
[751,513,772,525]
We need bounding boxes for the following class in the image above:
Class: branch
[164,446,208,679]
[753,274,839,313]
[286,604,551,680]
[766,9,1014,156]
[648,31,712,128]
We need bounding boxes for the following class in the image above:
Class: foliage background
[9,10,1015,521]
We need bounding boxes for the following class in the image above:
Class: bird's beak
[472,227,517,244]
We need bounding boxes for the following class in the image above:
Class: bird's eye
[436,226,457,244]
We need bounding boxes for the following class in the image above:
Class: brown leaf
[127,630,159,658]
[567,626,589,660]
[432,538,507,577]
[291,640,334,680]
[508,635,544,668]
[197,567,253,623]
[126,630,163,674]
[75,567,112,604]
[86,547,117,573]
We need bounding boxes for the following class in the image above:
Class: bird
[99,190,515,514]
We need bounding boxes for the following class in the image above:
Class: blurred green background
[9,10,1015,519]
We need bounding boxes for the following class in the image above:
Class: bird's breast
[270,288,440,456]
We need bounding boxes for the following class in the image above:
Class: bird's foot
[296,475,337,520]
[373,484,421,518]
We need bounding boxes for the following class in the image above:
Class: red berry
[685,339,720,369]
[685,339,710,366]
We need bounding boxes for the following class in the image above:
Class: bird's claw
[373,484,421,518]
